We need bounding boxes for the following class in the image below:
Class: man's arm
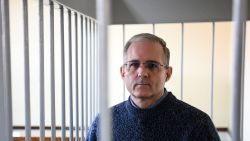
[86,116,99,141]
[188,116,221,141]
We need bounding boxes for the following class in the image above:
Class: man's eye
[129,62,140,69]
[146,63,159,69]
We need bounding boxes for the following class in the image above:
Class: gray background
[56,0,249,24]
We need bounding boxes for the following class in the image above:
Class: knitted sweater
[86,92,221,141]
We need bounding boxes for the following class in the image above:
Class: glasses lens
[124,61,165,72]
[145,62,160,71]
[127,61,140,71]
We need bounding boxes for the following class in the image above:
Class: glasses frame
[123,60,168,72]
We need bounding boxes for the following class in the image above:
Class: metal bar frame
[96,0,112,140]
[90,19,94,122]
[86,17,90,128]
[122,24,126,100]
[49,1,56,141]
[75,11,79,141]
[231,0,247,140]
[180,22,184,100]
[0,0,12,140]
[80,14,85,141]
[59,4,66,141]
[23,0,31,140]
[84,16,89,136]
[96,22,100,114]
[94,21,98,116]
[68,9,74,141]
[39,0,45,141]
[210,22,215,120]
[88,18,93,123]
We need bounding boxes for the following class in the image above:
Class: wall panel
[243,21,250,141]
[213,22,231,127]
[154,23,182,99]
[107,25,124,106]
[183,22,213,115]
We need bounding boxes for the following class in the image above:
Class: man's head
[123,33,170,66]
[120,33,172,108]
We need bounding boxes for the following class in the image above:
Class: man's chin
[132,92,152,99]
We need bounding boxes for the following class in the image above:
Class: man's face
[120,40,172,100]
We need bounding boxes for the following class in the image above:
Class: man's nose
[137,65,149,78]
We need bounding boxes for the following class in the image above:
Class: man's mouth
[135,83,150,86]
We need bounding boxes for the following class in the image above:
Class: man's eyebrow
[127,59,139,62]
[145,60,159,63]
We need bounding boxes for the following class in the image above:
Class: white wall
[243,21,250,141]
[107,22,236,128]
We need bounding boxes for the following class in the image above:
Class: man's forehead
[130,39,159,45]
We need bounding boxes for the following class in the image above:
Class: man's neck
[130,90,165,109]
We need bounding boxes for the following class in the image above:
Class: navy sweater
[87,92,221,141]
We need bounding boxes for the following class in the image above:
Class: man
[87,33,220,141]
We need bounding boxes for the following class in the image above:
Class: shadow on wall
[111,0,140,24]
[111,0,250,24]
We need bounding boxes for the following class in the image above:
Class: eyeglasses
[123,60,168,72]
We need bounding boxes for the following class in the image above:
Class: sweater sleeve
[188,116,221,141]
[86,116,99,141]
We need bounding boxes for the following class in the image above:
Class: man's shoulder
[166,92,211,120]
[110,100,128,113]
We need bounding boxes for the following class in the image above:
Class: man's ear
[120,66,125,79]
[165,67,172,82]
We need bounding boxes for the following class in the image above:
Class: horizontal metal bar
[13,126,83,130]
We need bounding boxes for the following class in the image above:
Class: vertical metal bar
[80,15,85,141]
[96,21,99,113]
[68,9,74,141]
[152,24,155,34]
[96,0,112,140]
[84,16,89,136]
[90,19,94,122]
[23,0,31,140]
[96,23,100,113]
[91,19,94,121]
[122,24,126,101]
[39,0,45,141]
[60,5,66,141]
[231,0,247,140]
[94,21,97,116]
[89,18,93,122]
[0,0,13,140]
[210,22,215,120]
[90,19,94,121]
[95,21,99,113]
[49,1,56,141]
[93,20,96,117]
[75,12,79,141]
[86,17,90,128]
[180,23,184,100]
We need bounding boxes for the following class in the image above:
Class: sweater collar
[125,89,175,121]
